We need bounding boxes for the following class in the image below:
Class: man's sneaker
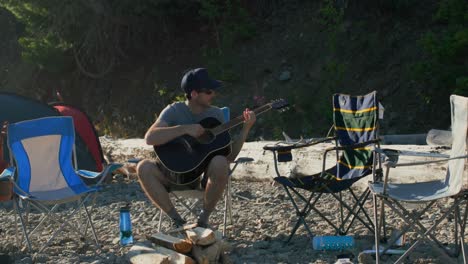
[171,218,187,228]
[196,220,209,228]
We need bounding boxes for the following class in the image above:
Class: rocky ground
[0,139,465,263]
[0,178,464,264]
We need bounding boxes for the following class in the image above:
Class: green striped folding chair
[264,91,380,242]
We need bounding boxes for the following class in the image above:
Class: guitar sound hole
[198,131,215,144]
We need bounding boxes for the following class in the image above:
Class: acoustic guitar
[154,99,289,179]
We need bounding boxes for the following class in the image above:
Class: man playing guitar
[137,68,256,228]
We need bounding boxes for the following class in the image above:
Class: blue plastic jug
[119,205,134,246]
[312,235,354,250]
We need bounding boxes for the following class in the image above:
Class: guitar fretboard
[211,104,272,135]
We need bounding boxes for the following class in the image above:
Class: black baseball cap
[181,68,222,94]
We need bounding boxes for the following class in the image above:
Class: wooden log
[191,241,222,264]
[220,251,233,264]
[426,129,452,146]
[167,223,198,234]
[147,233,193,254]
[213,230,232,252]
[127,243,170,264]
[154,246,196,264]
[191,246,208,264]
[185,229,198,244]
[185,227,216,246]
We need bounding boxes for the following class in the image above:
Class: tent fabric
[0,92,101,172]
[51,103,104,171]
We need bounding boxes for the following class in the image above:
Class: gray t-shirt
[158,101,225,126]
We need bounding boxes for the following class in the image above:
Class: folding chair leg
[339,188,374,234]
[392,201,454,256]
[223,178,232,237]
[462,239,467,264]
[382,201,435,250]
[14,197,32,251]
[287,215,314,243]
[372,194,381,264]
[288,186,344,236]
[35,201,99,253]
[158,210,163,232]
[386,200,462,263]
[30,201,84,239]
[83,204,100,248]
[227,186,233,225]
[379,199,387,243]
[172,193,201,219]
[83,193,99,239]
[457,199,468,262]
[30,204,60,238]
[14,200,19,248]
[328,188,373,234]
[339,192,344,229]
[284,186,316,243]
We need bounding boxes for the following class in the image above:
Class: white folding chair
[369,94,468,263]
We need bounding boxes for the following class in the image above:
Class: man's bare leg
[137,159,185,225]
[198,155,229,226]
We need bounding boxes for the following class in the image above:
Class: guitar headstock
[270,99,289,112]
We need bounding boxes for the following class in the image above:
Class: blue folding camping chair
[0,116,121,252]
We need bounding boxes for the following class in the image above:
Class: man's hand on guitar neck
[227,108,256,162]
[242,108,256,130]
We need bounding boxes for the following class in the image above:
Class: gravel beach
[0,138,464,263]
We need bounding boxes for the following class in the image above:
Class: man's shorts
[155,160,208,192]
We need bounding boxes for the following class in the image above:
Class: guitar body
[153,98,289,182]
[154,117,232,179]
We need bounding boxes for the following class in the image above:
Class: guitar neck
[211,104,272,135]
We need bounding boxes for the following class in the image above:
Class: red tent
[51,103,104,171]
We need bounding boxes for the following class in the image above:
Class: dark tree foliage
[0,0,466,138]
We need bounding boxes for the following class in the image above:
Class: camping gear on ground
[369,94,468,263]
[2,116,121,252]
[263,91,380,243]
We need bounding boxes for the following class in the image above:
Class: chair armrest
[235,157,254,163]
[127,158,142,164]
[263,137,335,152]
[376,148,452,168]
[0,166,15,181]
[324,139,380,152]
[77,163,123,185]
[373,147,466,195]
